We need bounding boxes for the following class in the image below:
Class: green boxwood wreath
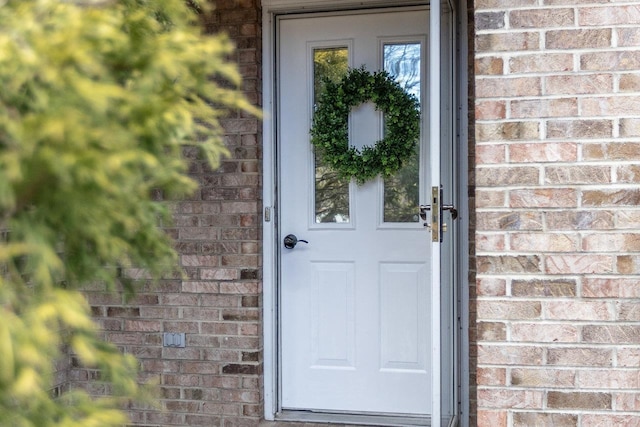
[310,66,421,184]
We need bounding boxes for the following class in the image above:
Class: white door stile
[429,0,442,426]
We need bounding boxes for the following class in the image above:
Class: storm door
[276,6,457,424]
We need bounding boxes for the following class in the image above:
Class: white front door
[277,7,450,418]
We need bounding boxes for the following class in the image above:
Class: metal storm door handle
[419,186,459,242]
[442,204,458,220]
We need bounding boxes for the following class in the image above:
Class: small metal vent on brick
[163,332,185,348]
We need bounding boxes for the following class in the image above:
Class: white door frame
[261,0,470,424]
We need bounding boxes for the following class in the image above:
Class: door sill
[276,409,430,426]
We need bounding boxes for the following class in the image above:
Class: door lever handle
[284,234,309,249]
[419,204,431,221]
[420,204,458,221]
[442,204,458,220]
[421,188,459,242]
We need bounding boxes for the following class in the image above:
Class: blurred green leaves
[0,0,258,425]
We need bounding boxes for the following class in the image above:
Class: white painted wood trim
[261,5,277,420]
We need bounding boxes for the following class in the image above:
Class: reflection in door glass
[383,43,421,223]
[313,48,350,223]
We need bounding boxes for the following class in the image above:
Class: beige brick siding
[474,0,640,426]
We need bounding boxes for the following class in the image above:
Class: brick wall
[474,1,640,425]
[73,1,263,425]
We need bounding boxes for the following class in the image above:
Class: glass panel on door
[313,47,350,224]
[382,42,422,223]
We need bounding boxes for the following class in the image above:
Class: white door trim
[261,1,470,424]
[260,5,277,419]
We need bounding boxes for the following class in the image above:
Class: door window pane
[313,48,350,223]
[383,43,421,223]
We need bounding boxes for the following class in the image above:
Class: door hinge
[264,206,272,222]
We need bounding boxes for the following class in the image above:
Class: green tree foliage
[0,0,258,425]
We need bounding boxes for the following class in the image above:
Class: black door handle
[283,234,309,249]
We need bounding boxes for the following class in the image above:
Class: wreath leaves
[310,66,421,184]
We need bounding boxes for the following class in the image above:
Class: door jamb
[261,4,277,419]
[454,2,470,425]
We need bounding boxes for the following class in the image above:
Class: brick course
[475,0,640,426]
